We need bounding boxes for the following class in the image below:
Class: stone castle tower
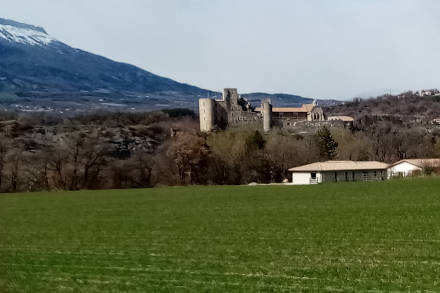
[199,98,215,132]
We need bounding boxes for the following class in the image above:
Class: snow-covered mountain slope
[0,18,56,46]
[0,23,56,46]
[0,18,212,95]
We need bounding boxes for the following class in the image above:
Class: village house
[327,116,354,122]
[327,116,354,127]
[288,161,389,185]
[387,159,440,178]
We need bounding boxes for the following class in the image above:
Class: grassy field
[1,179,440,292]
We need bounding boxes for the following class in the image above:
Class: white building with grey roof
[387,159,440,178]
[288,161,389,185]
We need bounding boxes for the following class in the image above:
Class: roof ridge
[289,160,389,172]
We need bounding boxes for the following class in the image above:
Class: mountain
[0,18,335,114]
[0,18,218,113]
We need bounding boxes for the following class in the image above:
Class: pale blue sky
[2,0,440,99]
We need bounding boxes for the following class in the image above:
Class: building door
[311,172,317,184]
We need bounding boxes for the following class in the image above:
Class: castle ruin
[199,88,325,132]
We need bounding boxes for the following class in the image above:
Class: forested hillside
[326,91,440,121]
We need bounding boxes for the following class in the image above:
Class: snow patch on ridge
[0,24,56,46]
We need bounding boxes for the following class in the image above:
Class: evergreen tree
[317,127,338,160]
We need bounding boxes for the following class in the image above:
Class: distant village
[416,89,440,97]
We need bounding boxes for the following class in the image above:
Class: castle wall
[199,89,333,132]
[228,110,261,127]
[212,88,262,129]
[274,120,348,131]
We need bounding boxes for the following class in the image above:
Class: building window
[345,172,348,181]
[362,171,368,181]
[311,172,317,179]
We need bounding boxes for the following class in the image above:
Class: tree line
[0,105,440,192]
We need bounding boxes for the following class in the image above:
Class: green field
[1,179,440,292]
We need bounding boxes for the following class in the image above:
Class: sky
[1,0,440,100]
